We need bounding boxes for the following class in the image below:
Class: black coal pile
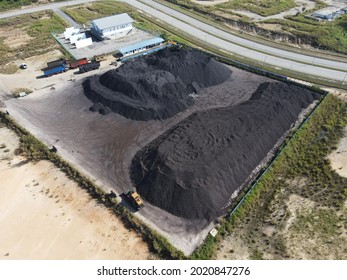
[83,48,231,120]
[130,82,320,220]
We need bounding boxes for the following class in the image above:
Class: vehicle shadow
[119,193,139,213]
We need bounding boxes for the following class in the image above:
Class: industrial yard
[2,45,322,254]
[0,0,346,261]
[0,126,152,260]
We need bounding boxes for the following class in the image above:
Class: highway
[138,0,347,72]
[1,0,347,83]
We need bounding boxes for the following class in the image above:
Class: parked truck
[94,54,107,62]
[47,58,68,68]
[79,61,100,73]
[69,58,89,69]
[43,64,68,77]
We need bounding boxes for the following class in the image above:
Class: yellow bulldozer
[126,190,144,210]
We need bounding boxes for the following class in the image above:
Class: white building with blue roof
[91,13,134,40]
[118,37,165,56]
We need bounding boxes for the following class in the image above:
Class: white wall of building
[75,38,93,49]
[64,27,80,39]
[70,33,86,44]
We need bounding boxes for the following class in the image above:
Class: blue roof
[119,37,164,54]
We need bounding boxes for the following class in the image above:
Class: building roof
[119,37,164,54]
[92,13,134,30]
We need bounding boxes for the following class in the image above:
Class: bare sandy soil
[2,63,273,255]
[0,50,118,100]
[0,126,152,260]
[0,28,32,49]
[328,126,347,178]
[215,181,347,260]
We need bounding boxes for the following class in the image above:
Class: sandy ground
[0,126,152,259]
[0,50,118,100]
[2,61,273,255]
[328,126,347,178]
[0,28,32,49]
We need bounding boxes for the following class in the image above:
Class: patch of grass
[218,0,296,17]
[0,37,13,66]
[63,1,184,40]
[11,88,33,97]
[250,249,264,260]
[0,0,38,12]
[291,208,341,238]
[62,1,135,25]
[164,0,346,54]
[0,63,18,74]
[0,11,67,66]
[264,14,347,54]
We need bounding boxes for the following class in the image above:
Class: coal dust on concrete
[130,82,320,221]
[83,47,231,121]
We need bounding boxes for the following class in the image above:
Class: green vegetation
[292,208,341,239]
[192,94,347,259]
[0,112,185,260]
[62,1,190,43]
[11,87,33,97]
[163,0,347,54]
[218,0,296,17]
[0,11,67,66]
[0,62,18,74]
[264,14,347,54]
[0,0,38,12]
[61,1,134,25]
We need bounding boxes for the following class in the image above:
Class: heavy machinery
[69,58,89,69]
[126,190,144,210]
[42,64,68,77]
[79,61,100,73]
[94,54,107,62]
[47,58,68,68]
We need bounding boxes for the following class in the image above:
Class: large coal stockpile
[83,48,231,120]
[130,82,320,221]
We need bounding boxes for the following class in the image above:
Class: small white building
[64,27,80,40]
[91,13,134,40]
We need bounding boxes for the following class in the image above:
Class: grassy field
[163,0,347,54]
[192,93,347,259]
[218,0,297,17]
[0,0,38,11]
[0,11,67,70]
[263,14,347,54]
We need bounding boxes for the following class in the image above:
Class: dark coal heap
[130,82,320,221]
[83,48,231,121]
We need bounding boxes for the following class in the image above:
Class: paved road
[127,0,347,83]
[0,0,96,19]
[138,0,347,72]
[53,8,81,28]
[1,0,347,83]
